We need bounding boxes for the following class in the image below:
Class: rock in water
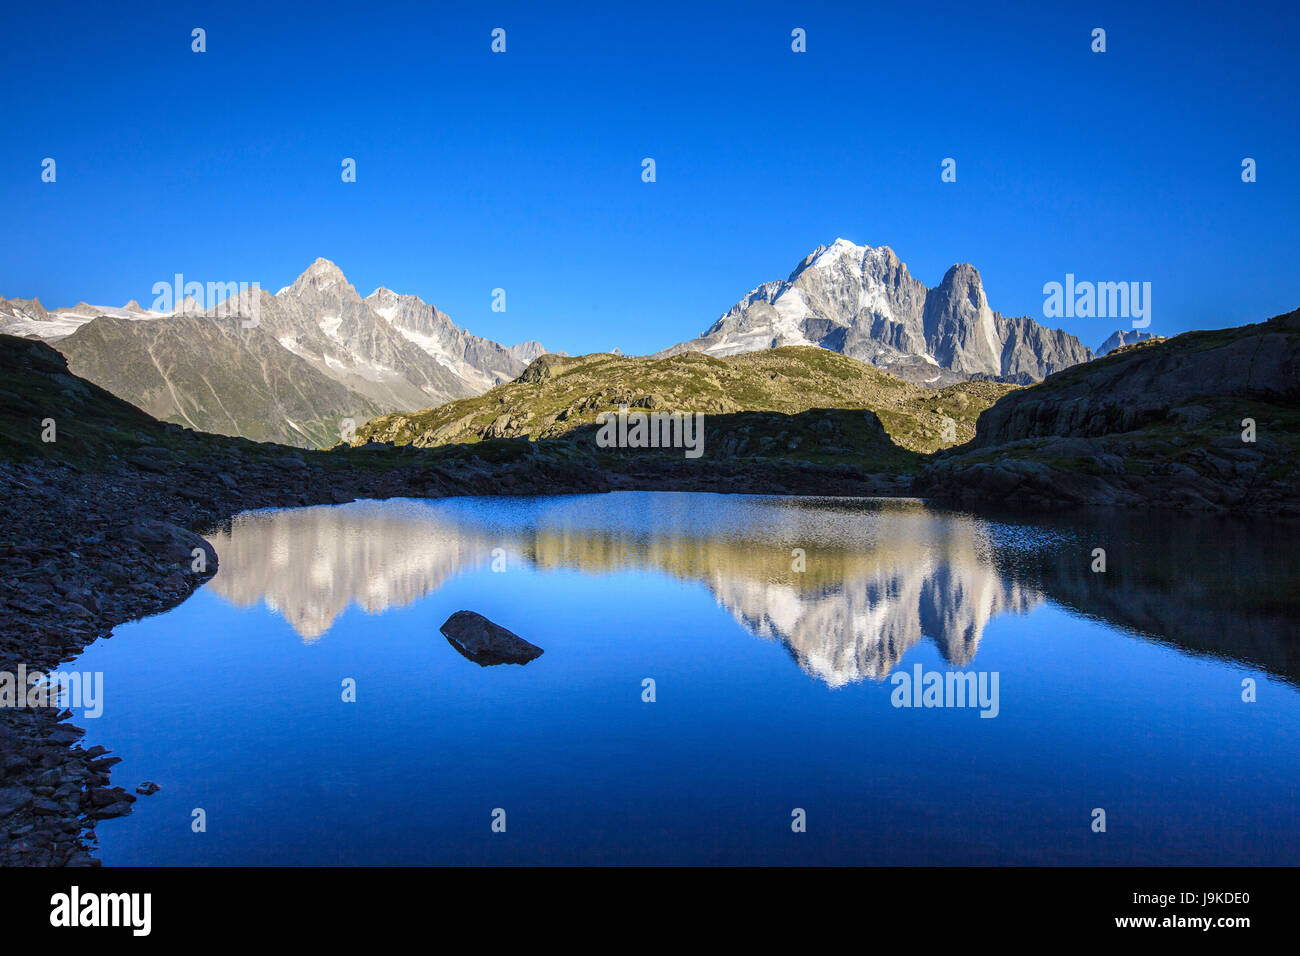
[440,611,544,666]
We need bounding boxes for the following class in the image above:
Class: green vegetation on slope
[352,347,1016,472]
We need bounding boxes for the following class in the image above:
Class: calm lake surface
[72,492,1300,865]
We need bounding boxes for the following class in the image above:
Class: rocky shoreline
[914,431,1300,514]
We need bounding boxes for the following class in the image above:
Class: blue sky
[2,0,1295,355]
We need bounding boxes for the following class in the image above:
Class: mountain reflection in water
[204,493,1300,688]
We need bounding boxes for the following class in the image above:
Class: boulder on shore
[120,520,218,576]
[440,610,544,666]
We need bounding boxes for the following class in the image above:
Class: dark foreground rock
[440,611,544,666]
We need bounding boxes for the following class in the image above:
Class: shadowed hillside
[917,308,1300,513]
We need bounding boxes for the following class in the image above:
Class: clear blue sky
[2,0,1295,355]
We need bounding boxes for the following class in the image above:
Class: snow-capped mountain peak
[659,239,1091,384]
[808,237,861,266]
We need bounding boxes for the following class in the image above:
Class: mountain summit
[659,240,1091,384]
[287,257,352,295]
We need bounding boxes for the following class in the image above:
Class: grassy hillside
[353,347,1016,468]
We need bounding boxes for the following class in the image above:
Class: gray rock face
[923,263,1003,376]
[440,610,544,666]
[507,340,562,364]
[58,313,377,447]
[363,282,526,394]
[1096,329,1156,356]
[0,296,51,322]
[660,239,1092,384]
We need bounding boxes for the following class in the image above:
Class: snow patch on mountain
[0,296,175,341]
[771,288,817,346]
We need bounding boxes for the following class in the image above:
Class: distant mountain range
[0,259,553,447]
[1,244,1151,446]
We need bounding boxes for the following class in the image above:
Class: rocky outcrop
[440,611,544,665]
[971,311,1298,447]
[120,521,218,574]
